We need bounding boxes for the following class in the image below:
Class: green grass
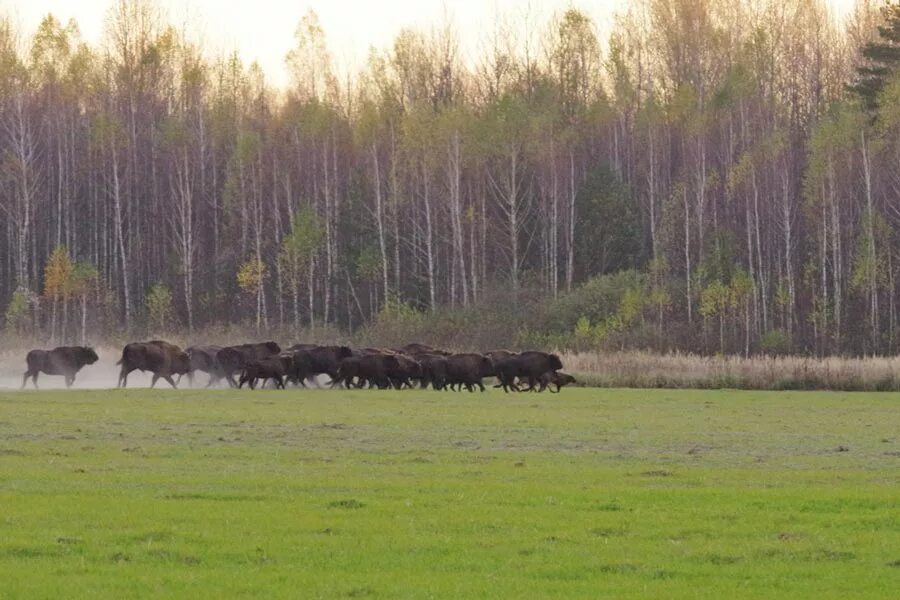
[0,387,898,598]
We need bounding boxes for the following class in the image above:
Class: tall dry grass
[561,351,900,391]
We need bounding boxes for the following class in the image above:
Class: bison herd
[20,341,576,393]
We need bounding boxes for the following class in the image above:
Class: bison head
[479,356,495,377]
[81,347,99,365]
[549,354,563,371]
[557,372,576,387]
[173,352,192,375]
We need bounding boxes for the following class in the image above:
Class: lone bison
[216,342,282,387]
[117,340,191,388]
[22,346,99,389]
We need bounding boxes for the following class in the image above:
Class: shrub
[760,329,792,356]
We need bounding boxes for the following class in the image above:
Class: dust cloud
[0,346,209,391]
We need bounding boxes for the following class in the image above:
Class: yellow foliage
[237,259,266,292]
[44,245,74,300]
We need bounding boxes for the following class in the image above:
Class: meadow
[0,387,898,598]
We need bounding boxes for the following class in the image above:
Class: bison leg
[118,367,133,388]
[150,374,159,388]
[326,372,341,388]
[275,375,285,389]
[164,375,178,389]
[21,371,35,390]
[476,380,486,392]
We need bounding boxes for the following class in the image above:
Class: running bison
[238,353,295,390]
[22,346,99,389]
[416,354,449,390]
[290,345,354,386]
[181,345,224,387]
[445,353,495,392]
[117,341,190,388]
[495,351,564,392]
[538,371,576,393]
[216,342,281,387]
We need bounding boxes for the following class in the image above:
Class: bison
[117,341,190,388]
[416,354,449,390]
[537,371,576,393]
[292,345,354,386]
[398,343,450,357]
[22,346,99,389]
[181,345,223,387]
[495,351,564,392]
[337,353,395,389]
[216,341,281,387]
[445,353,494,392]
[388,353,422,389]
[238,353,294,390]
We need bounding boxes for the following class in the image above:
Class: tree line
[3,0,900,356]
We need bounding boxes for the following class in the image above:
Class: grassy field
[0,387,898,599]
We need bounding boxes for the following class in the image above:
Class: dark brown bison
[284,349,314,387]
[216,342,281,387]
[398,343,450,357]
[538,371,576,393]
[337,353,394,389]
[495,351,564,392]
[117,341,190,388]
[445,353,494,392]
[416,354,449,389]
[292,345,354,386]
[181,345,223,387]
[388,354,422,389]
[238,353,294,390]
[22,346,99,389]
[335,354,373,389]
[485,349,517,365]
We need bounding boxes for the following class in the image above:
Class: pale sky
[5,0,860,88]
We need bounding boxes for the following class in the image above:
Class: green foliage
[145,282,174,331]
[70,262,98,297]
[760,329,792,356]
[278,208,324,287]
[4,287,31,334]
[850,4,900,112]
[354,244,381,281]
[700,281,732,320]
[574,167,644,276]
[375,295,423,324]
[541,270,648,335]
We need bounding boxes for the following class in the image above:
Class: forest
[2,0,900,356]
